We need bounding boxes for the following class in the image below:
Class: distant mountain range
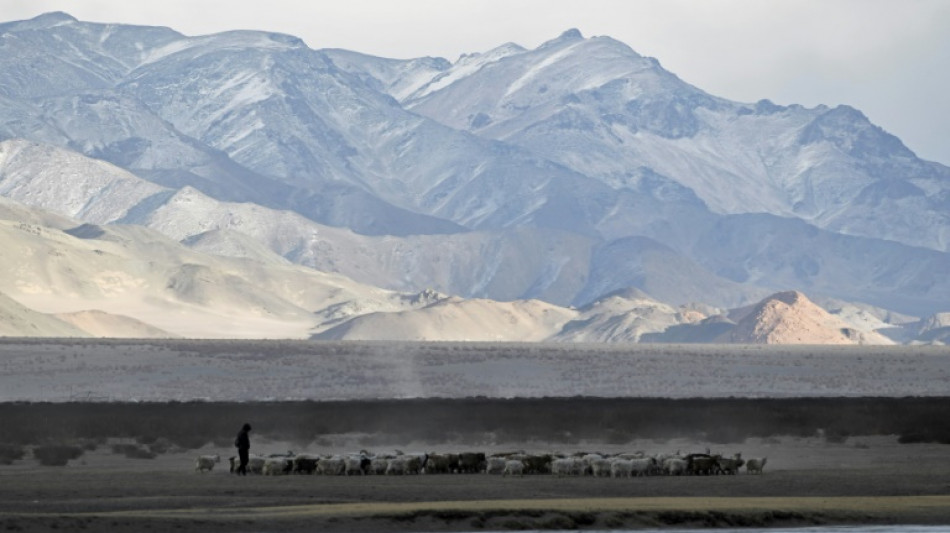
[0,12,947,343]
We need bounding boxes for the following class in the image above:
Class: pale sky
[4,0,950,165]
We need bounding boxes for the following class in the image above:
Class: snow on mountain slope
[0,94,68,146]
[123,30,439,196]
[322,49,450,102]
[402,30,648,128]
[0,12,180,97]
[401,30,950,252]
[0,13,948,323]
[24,91,291,205]
[0,139,167,222]
[0,140,725,308]
[0,14,467,236]
[124,32,614,236]
[138,29,306,67]
[410,41,528,101]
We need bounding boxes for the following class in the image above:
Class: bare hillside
[724,291,894,345]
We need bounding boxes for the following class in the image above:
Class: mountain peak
[800,104,915,159]
[34,11,77,22]
[539,28,584,48]
[558,28,584,40]
[769,290,808,306]
[30,11,77,26]
[3,11,78,32]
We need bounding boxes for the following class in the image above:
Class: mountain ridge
[0,194,928,343]
[0,12,947,336]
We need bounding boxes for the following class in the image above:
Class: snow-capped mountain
[0,138,747,308]
[0,12,948,327]
[396,29,950,252]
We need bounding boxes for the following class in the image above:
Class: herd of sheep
[194,450,767,477]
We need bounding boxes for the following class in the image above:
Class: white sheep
[745,457,767,474]
[319,455,346,475]
[262,457,291,475]
[580,453,603,474]
[591,458,613,477]
[370,456,390,475]
[194,454,220,473]
[485,456,507,475]
[385,456,409,475]
[247,455,266,474]
[663,457,687,476]
[502,459,524,477]
[345,454,368,476]
[551,457,584,477]
[610,459,633,478]
[630,457,656,477]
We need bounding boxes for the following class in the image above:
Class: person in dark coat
[234,423,251,475]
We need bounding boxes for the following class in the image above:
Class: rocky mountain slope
[0,196,908,343]
[0,196,437,338]
[0,12,947,339]
[722,291,893,345]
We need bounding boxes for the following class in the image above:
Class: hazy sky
[4,0,950,165]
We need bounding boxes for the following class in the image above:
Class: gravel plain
[0,339,948,401]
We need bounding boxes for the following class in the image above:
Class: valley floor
[2,436,950,532]
[1,339,949,400]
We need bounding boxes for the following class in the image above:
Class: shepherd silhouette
[234,423,251,475]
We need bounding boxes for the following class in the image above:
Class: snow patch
[504,43,582,97]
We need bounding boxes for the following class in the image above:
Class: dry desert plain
[0,339,949,532]
[2,435,950,532]
[0,339,949,401]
